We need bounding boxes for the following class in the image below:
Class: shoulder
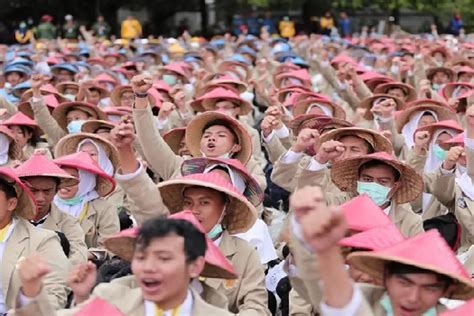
[91,198,115,210]
[92,282,142,302]
[192,289,233,315]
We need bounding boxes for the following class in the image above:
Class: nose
[142,257,157,272]
[406,286,421,303]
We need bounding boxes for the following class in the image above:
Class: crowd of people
[0,15,472,316]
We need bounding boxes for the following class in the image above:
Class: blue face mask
[162,74,178,86]
[357,181,391,206]
[56,195,83,206]
[207,223,223,239]
[433,144,447,161]
[67,120,86,134]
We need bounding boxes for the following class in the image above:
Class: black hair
[385,261,454,291]
[135,217,207,263]
[0,177,17,199]
[358,160,401,181]
[16,125,38,146]
[202,119,239,144]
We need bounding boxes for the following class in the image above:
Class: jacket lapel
[2,218,29,299]
[42,205,61,231]
[204,232,237,290]
[80,202,97,236]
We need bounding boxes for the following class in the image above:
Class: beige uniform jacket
[132,105,267,190]
[30,98,67,147]
[270,154,311,192]
[405,149,446,218]
[426,146,474,252]
[42,205,88,265]
[115,169,270,315]
[12,286,233,316]
[78,198,120,249]
[2,217,69,310]
[289,221,446,315]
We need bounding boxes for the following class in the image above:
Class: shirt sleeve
[115,162,143,179]
[280,149,304,164]
[306,157,329,171]
[319,283,363,316]
[464,137,474,151]
[154,117,169,130]
[262,130,276,143]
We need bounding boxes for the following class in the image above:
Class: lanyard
[0,222,12,242]
[155,305,180,316]
[79,203,89,223]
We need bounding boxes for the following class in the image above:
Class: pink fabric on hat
[75,297,125,316]
[339,224,405,251]
[340,194,393,232]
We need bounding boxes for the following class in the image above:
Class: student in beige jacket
[11,216,234,316]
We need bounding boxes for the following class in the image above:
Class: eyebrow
[397,275,444,287]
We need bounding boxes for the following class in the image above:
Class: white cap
[65,15,73,21]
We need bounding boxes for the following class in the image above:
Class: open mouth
[207,143,216,149]
[399,306,418,316]
[140,278,162,293]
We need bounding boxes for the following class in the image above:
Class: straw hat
[163,127,186,155]
[440,82,474,101]
[217,60,251,82]
[81,120,116,134]
[53,152,116,197]
[440,132,464,151]
[292,98,346,119]
[206,74,248,94]
[185,111,252,165]
[374,82,417,102]
[159,63,189,82]
[290,114,353,136]
[109,85,133,107]
[54,133,120,172]
[21,84,67,103]
[317,127,393,154]
[276,85,311,103]
[55,81,80,94]
[181,157,263,206]
[18,94,60,119]
[365,77,394,92]
[15,151,77,186]
[348,230,474,300]
[359,94,405,120]
[157,173,257,234]
[395,104,457,133]
[52,101,108,130]
[426,67,455,81]
[191,87,253,115]
[331,152,423,204]
[0,167,36,220]
[274,69,311,88]
[1,112,44,138]
[0,126,22,161]
[414,120,464,139]
[103,210,238,279]
[340,195,393,232]
[339,224,405,251]
[406,99,449,108]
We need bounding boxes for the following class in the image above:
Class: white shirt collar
[383,204,391,216]
[144,290,193,316]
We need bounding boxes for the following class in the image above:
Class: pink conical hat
[340,195,393,232]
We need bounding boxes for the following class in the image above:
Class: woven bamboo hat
[317,127,393,154]
[157,173,257,234]
[53,152,116,197]
[331,152,422,204]
[103,210,238,279]
[52,101,107,130]
[374,82,417,102]
[185,111,252,165]
[348,230,474,300]
[0,167,37,219]
[395,104,456,133]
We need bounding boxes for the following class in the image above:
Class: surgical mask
[207,204,226,239]
[357,181,391,206]
[56,195,83,206]
[431,83,443,91]
[162,74,178,86]
[64,94,76,101]
[208,223,223,239]
[433,144,447,161]
[67,120,86,134]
